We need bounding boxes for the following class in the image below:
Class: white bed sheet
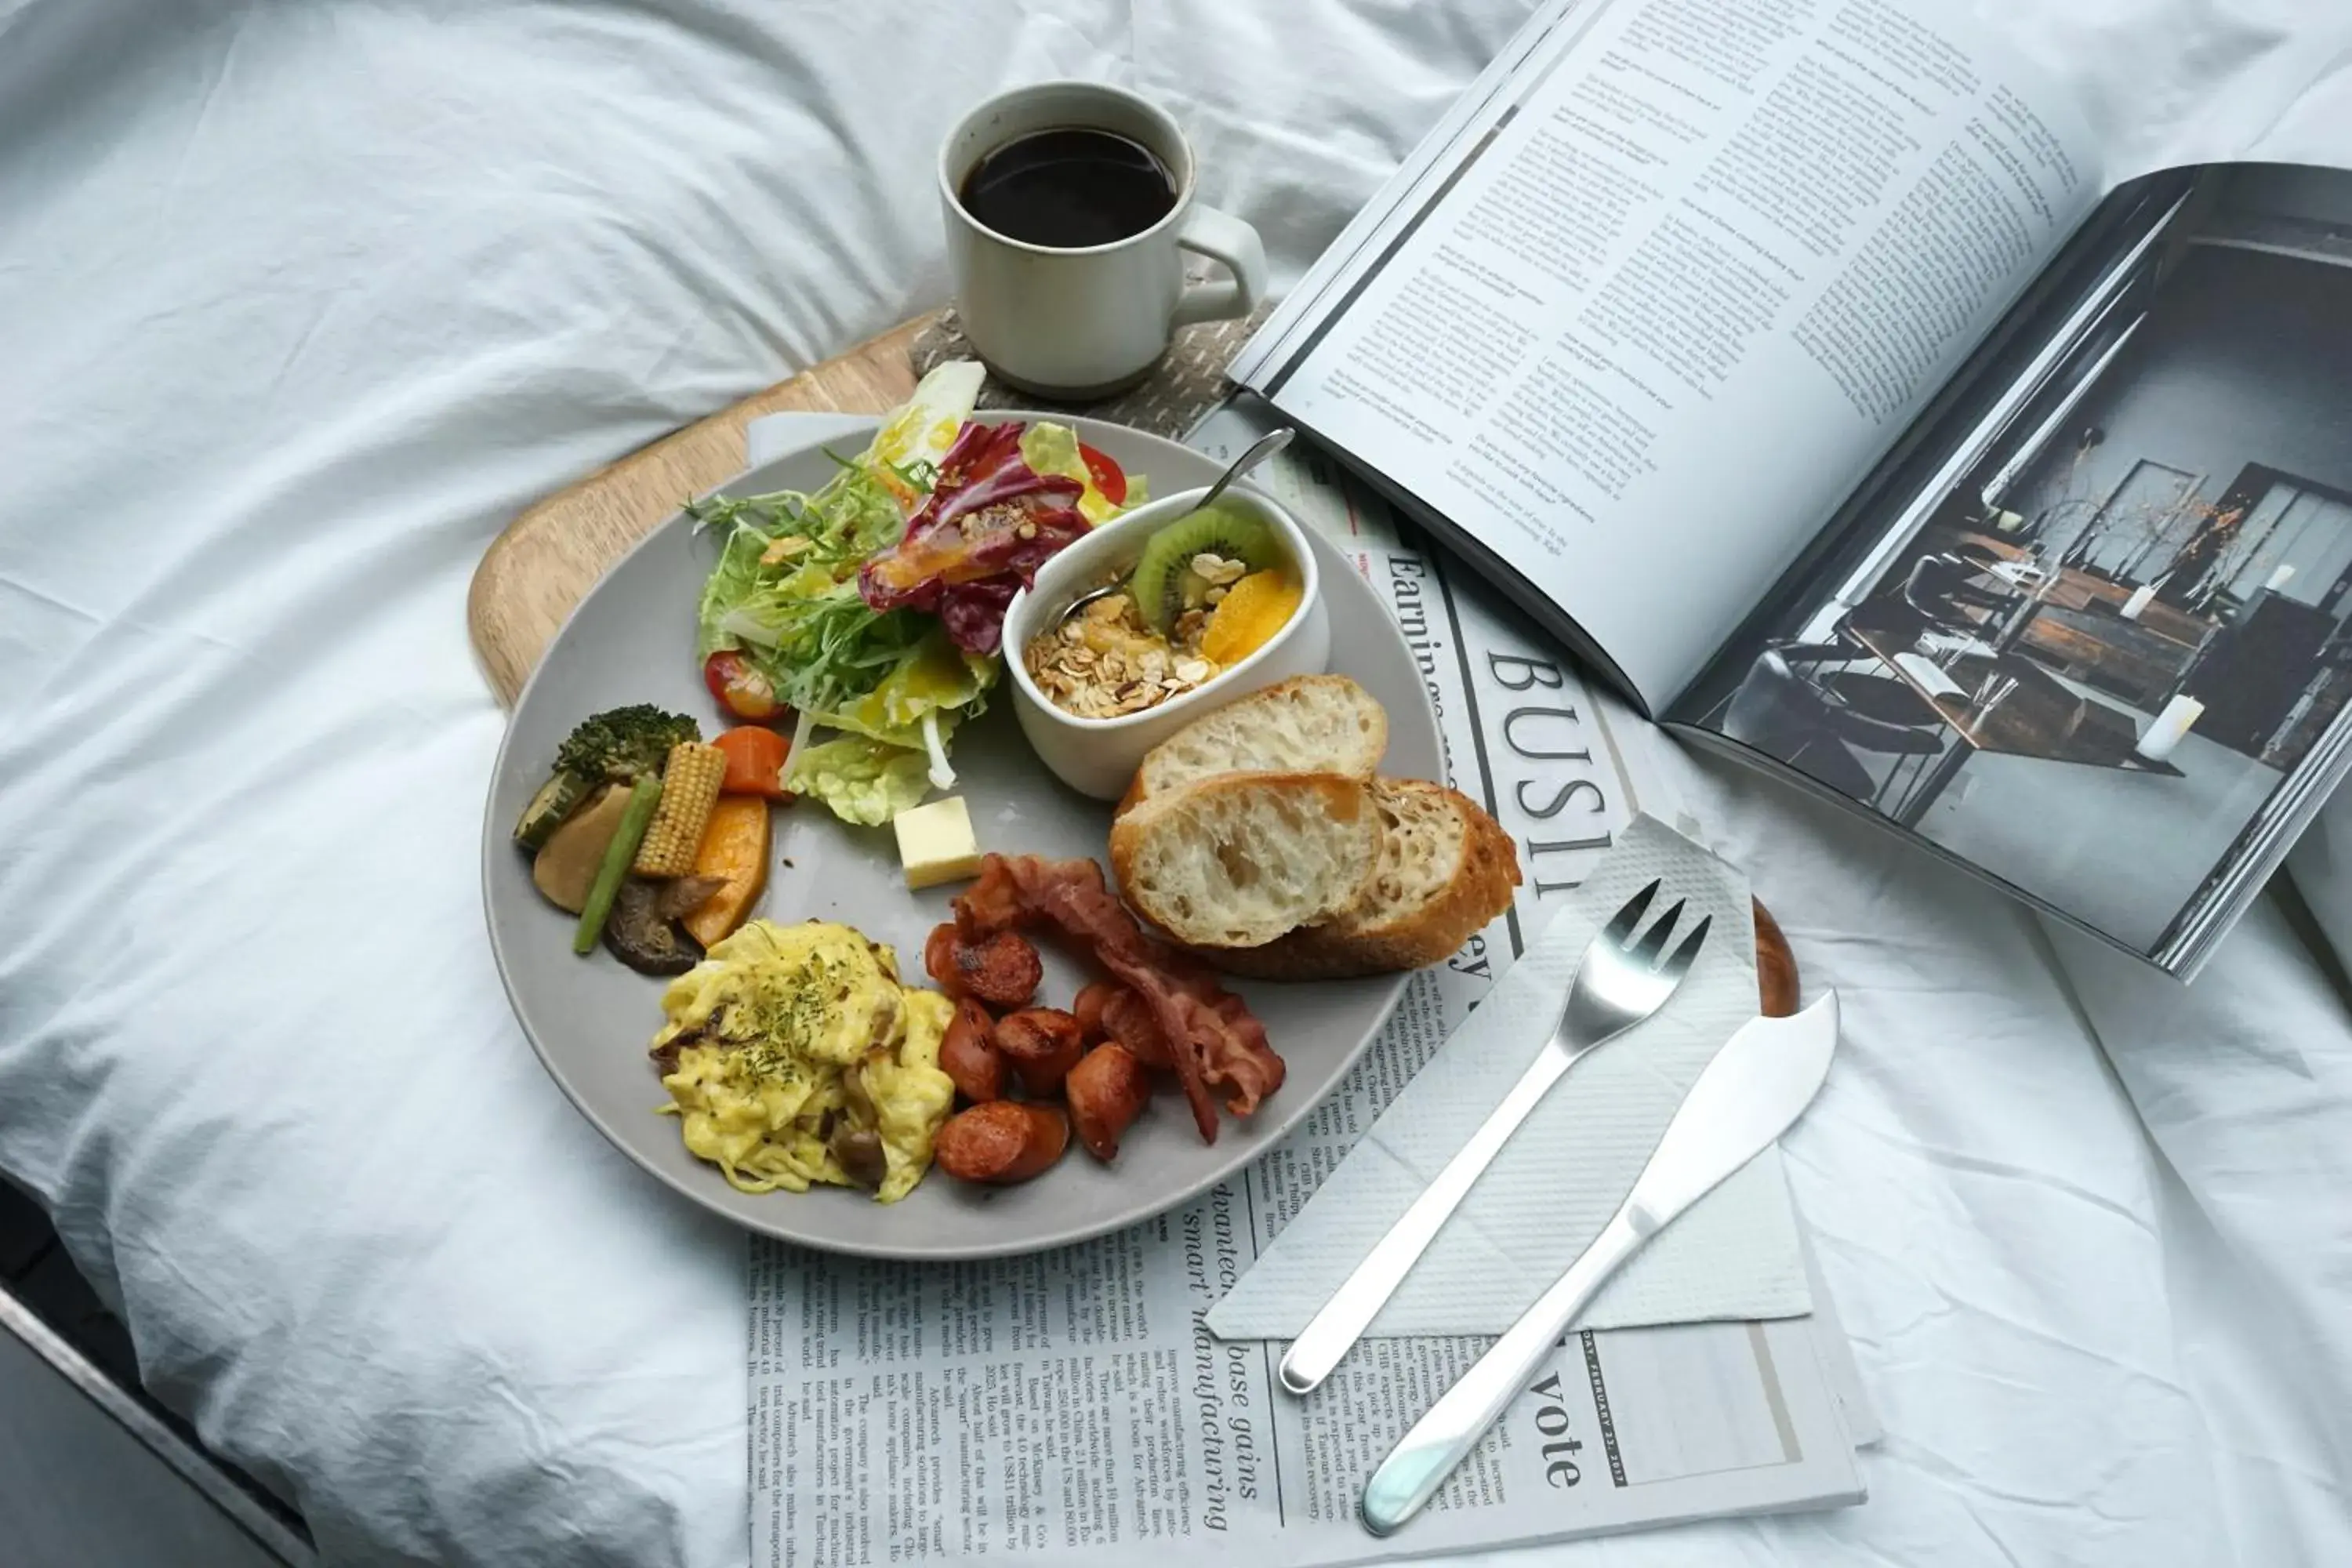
[2,2,2347,1563]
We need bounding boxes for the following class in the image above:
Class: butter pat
[893,796,982,889]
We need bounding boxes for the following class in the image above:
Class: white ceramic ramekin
[1003,484,1331,800]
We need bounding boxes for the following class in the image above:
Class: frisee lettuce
[690,367,993,822]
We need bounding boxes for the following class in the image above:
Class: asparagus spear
[574,773,664,955]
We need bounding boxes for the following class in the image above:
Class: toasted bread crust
[1108,771,1380,949]
[1116,675,1388,816]
[1200,782,1520,978]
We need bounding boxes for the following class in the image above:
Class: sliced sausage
[1065,1044,1152,1161]
[938,997,1004,1103]
[924,922,1041,1008]
[1095,985,1174,1070]
[960,931,1043,1007]
[924,922,962,991]
[994,1007,1086,1098]
[933,1102,1069,1185]
[1073,979,1120,1041]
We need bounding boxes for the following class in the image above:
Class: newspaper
[744,405,1870,1566]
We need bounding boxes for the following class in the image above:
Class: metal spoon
[1197,425,1295,510]
[1056,426,1298,625]
[1056,579,1128,625]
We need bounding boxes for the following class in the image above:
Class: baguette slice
[1118,675,1388,815]
[1210,780,1522,980]
[1109,773,1381,949]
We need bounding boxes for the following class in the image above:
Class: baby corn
[633,742,727,877]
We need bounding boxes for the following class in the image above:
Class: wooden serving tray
[467,319,924,706]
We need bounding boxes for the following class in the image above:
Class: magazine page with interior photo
[1671,163,2352,974]
[1229,0,2105,710]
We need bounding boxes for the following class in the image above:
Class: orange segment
[1200,570,1303,665]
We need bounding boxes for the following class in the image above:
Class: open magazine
[1229,0,2352,975]
[739,408,1875,1565]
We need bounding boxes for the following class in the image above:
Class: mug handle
[1171,205,1267,326]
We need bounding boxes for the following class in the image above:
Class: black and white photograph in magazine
[1688,164,2352,956]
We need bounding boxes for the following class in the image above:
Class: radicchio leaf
[858,421,1089,655]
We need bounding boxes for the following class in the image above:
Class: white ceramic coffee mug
[939,81,1268,397]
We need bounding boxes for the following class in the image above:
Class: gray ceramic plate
[483,416,1443,1259]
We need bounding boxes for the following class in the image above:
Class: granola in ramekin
[1023,590,1219,719]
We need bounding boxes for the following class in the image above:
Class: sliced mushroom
[601,880,706,976]
[842,1052,884,1123]
[650,875,729,920]
[830,1125,887,1190]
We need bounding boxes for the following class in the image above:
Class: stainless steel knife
[1359,990,1842,1536]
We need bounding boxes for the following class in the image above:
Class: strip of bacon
[953,854,1285,1142]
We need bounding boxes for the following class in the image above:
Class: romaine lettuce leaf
[784,735,934,827]
[1018,422,1145,523]
[867,360,987,511]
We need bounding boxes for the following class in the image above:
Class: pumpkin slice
[680,796,771,947]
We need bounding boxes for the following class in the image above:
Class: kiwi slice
[1129,504,1282,633]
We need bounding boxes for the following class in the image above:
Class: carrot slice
[713,726,792,798]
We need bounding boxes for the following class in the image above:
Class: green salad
[691,361,1136,826]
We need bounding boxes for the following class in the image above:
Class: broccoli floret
[554,704,702,782]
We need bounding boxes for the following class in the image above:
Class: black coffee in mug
[958,127,1177,249]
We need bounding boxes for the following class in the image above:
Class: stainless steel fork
[1276,879,1711,1395]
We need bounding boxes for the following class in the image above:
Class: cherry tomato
[703,650,782,723]
[1078,442,1127,506]
[713,726,793,798]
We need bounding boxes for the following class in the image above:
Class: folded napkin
[1207,815,1813,1340]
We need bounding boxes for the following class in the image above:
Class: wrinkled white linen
[1,2,2347,1563]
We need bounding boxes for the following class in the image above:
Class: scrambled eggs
[654,919,955,1203]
